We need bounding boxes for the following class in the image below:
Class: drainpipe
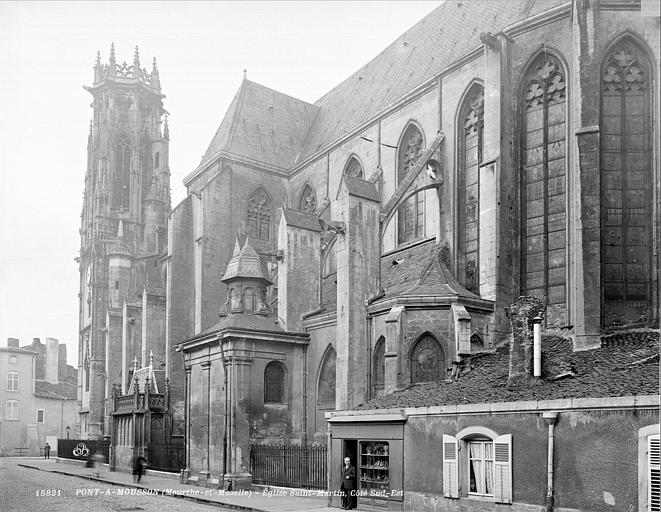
[543,411,558,512]
[302,345,308,445]
[533,315,543,378]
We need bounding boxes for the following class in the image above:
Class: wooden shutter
[442,434,459,498]
[650,434,660,512]
[493,434,512,504]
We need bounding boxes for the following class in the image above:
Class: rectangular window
[650,433,660,512]
[468,440,494,496]
[5,400,18,420]
[9,355,17,364]
[36,409,45,423]
[7,372,19,392]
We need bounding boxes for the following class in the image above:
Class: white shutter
[443,434,459,498]
[493,434,512,504]
[650,434,660,512]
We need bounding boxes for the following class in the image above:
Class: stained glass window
[373,337,385,392]
[264,361,286,404]
[317,347,336,404]
[459,86,484,294]
[247,188,271,240]
[521,55,567,309]
[298,184,317,213]
[601,41,652,326]
[410,335,444,383]
[344,156,363,179]
[397,124,425,244]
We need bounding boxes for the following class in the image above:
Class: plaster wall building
[0,338,78,456]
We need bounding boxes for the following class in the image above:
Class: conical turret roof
[221,239,271,284]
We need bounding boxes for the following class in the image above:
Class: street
[0,458,232,512]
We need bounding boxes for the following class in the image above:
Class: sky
[0,1,439,368]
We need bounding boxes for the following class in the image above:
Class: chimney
[58,344,67,382]
[505,296,545,386]
[7,338,19,348]
[45,338,59,384]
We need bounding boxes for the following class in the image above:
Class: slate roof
[298,0,569,160]
[341,175,380,202]
[221,241,271,283]
[355,330,660,410]
[380,240,479,301]
[34,380,77,400]
[197,1,568,171]
[128,367,166,394]
[200,79,319,169]
[282,208,322,232]
[201,312,285,336]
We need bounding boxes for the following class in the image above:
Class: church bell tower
[78,44,170,439]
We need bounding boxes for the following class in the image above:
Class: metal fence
[58,439,110,463]
[250,443,327,490]
[146,443,185,473]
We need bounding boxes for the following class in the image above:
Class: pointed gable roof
[200,78,319,170]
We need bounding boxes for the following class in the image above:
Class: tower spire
[108,42,116,76]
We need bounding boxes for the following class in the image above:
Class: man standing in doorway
[340,456,356,510]
[44,443,51,459]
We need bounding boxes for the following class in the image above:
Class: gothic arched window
[298,184,317,214]
[140,134,152,199]
[343,155,364,179]
[410,334,444,383]
[521,54,567,310]
[458,85,484,294]
[317,347,336,404]
[247,188,271,240]
[601,39,652,326]
[397,123,425,245]
[243,287,256,312]
[112,134,132,209]
[373,336,385,393]
[264,361,286,404]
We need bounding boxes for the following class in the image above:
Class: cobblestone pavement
[0,458,232,512]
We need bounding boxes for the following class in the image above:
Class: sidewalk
[18,458,340,512]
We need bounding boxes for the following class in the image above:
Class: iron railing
[58,439,110,462]
[250,443,327,490]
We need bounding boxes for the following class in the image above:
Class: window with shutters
[600,39,653,328]
[5,400,18,420]
[443,429,512,504]
[458,84,484,294]
[243,287,256,312]
[649,434,660,512]
[36,409,45,423]
[520,53,567,311]
[397,123,426,245]
[264,361,286,404]
[247,188,271,240]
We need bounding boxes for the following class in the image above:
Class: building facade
[166,0,659,489]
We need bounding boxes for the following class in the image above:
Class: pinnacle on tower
[151,57,161,90]
[163,114,169,140]
[108,42,117,75]
[133,45,141,78]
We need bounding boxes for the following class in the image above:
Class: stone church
[78,0,659,498]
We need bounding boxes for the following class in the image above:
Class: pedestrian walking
[91,450,105,478]
[44,443,51,459]
[132,455,147,483]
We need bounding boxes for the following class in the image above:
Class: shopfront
[327,413,406,511]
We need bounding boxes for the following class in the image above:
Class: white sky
[0,1,439,367]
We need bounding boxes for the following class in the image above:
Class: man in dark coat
[44,443,51,459]
[340,456,356,510]
[132,455,147,483]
